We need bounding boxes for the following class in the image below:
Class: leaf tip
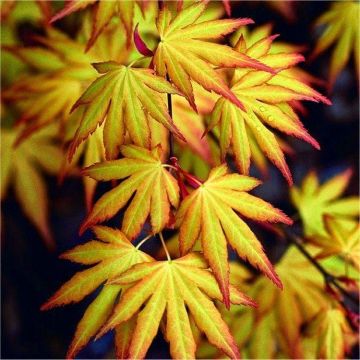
[95,324,110,341]
[40,297,53,312]
[267,267,283,290]
[269,33,280,42]
[281,214,294,226]
[284,169,293,186]
[223,293,231,310]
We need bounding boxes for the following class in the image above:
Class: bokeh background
[1,1,359,358]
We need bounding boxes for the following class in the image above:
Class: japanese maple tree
[1,1,359,359]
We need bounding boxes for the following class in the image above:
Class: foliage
[1,124,62,248]
[208,31,330,184]
[41,226,153,358]
[312,1,359,89]
[196,245,358,359]
[80,145,179,238]
[176,164,291,306]
[290,169,359,238]
[1,1,359,359]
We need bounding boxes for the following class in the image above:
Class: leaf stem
[159,232,171,262]
[135,234,153,250]
[166,74,174,158]
[128,56,147,68]
[162,164,177,171]
[281,226,359,305]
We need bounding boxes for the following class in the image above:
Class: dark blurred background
[1,1,359,358]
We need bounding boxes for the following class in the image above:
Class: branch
[281,225,359,306]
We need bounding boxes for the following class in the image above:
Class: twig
[281,226,359,305]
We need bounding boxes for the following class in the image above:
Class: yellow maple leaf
[314,216,360,271]
[3,25,128,143]
[312,1,359,88]
[197,245,357,359]
[290,169,359,238]
[153,1,274,111]
[302,307,355,359]
[80,145,179,239]
[208,32,330,184]
[41,225,153,358]
[1,124,63,248]
[69,61,184,160]
[99,252,255,359]
[176,164,292,307]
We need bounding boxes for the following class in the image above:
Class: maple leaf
[3,73,82,144]
[63,101,169,211]
[313,216,360,271]
[41,225,153,358]
[50,0,143,50]
[302,307,354,359]
[171,88,293,183]
[1,124,63,249]
[231,23,326,89]
[176,164,292,307]
[68,61,184,161]
[153,1,275,111]
[98,252,255,359]
[80,145,179,239]
[198,245,355,359]
[312,1,359,88]
[208,33,330,184]
[290,169,360,238]
[3,26,128,143]
[209,103,295,181]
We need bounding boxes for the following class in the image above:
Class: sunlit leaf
[314,216,360,271]
[99,252,255,359]
[198,245,353,359]
[81,145,179,239]
[209,32,330,184]
[1,124,62,248]
[290,169,360,238]
[41,226,153,358]
[302,307,353,359]
[69,62,184,161]
[153,1,275,111]
[312,2,359,88]
[50,0,141,50]
[176,164,292,306]
[3,26,128,143]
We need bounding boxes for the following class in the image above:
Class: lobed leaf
[290,169,359,238]
[99,254,253,359]
[154,2,274,111]
[41,226,153,358]
[177,164,291,303]
[69,63,184,161]
[80,146,179,239]
[208,31,329,183]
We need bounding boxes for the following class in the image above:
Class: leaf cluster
[1,1,358,359]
